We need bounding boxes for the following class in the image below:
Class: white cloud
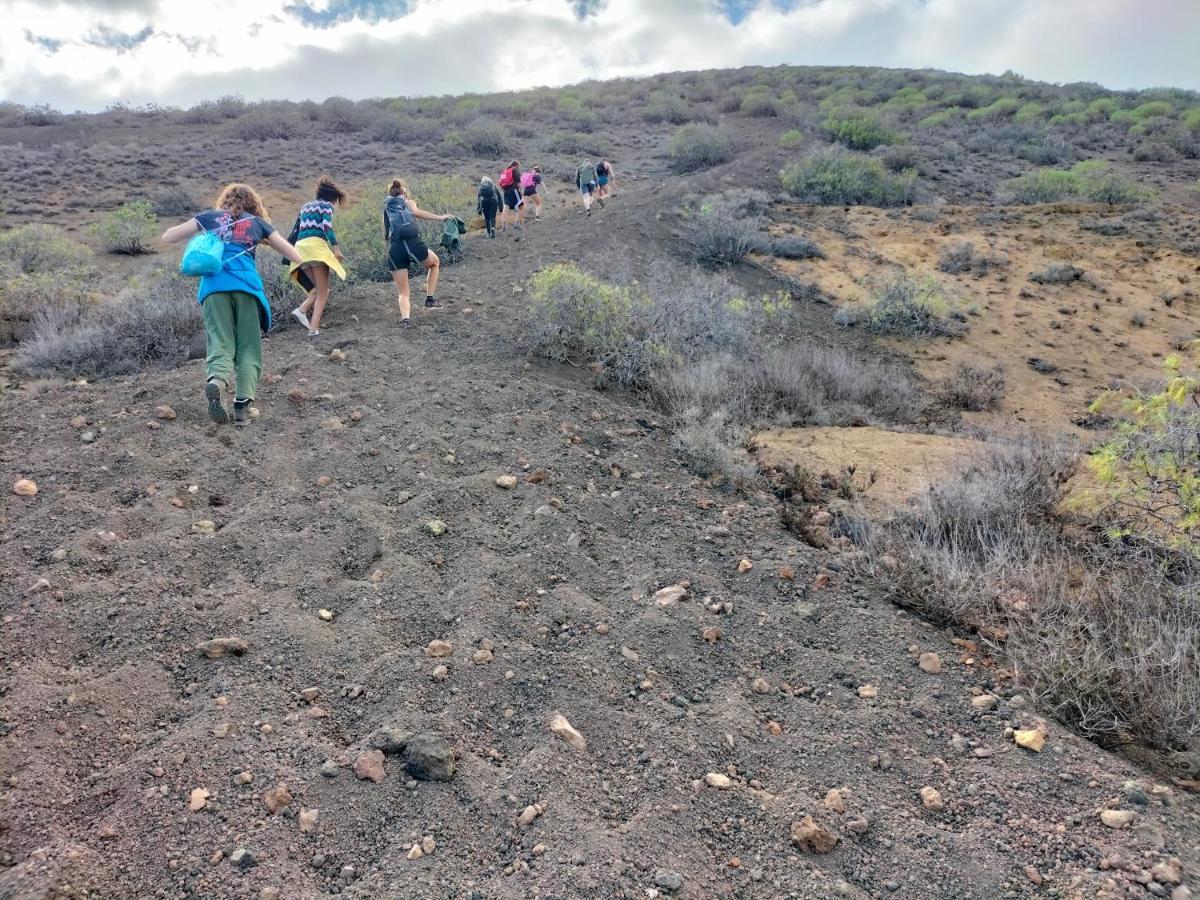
[1,0,1196,111]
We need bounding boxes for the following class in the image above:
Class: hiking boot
[205,380,229,425]
[291,308,310,329]
[596,198,605,208]
[401,317,412,329]
[424,297,442,309]
[487,227,495,238]
[233,399,252,425]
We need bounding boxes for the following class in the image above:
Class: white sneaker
[292,308,310,329]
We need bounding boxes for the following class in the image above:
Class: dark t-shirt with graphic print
[194,210,275,258]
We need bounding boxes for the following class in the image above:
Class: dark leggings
[481,200,499,231]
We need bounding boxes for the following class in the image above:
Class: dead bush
[670,411,760,488]
[941,362,1006,411]
[864,436,1200,752]
[937,241,975,274]
[769,236,824,260]
[1030,263,1085,284]
[14,267,201,378]
[679,200,765,267]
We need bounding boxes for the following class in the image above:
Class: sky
[1,0,1197,112]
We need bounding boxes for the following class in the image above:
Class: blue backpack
[180,217,253,277]
[180,230,224,276]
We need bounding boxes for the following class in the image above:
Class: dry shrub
[836,275,966,338]
[14,267,200,378]
[941,362,1006,411]
[654,345,923,428]
[670,411,760,489]
[679,200,765,267]
[866,437,1200,752]
[1030,263,1085,284]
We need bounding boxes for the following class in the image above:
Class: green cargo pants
[202,291,263,400]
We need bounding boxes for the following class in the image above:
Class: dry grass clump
[1030,263,1085,285]
[865,437,1200,752]
[679,200,765,267]
[941,362,1007,411]
[14,266,201,378]
[835,275,967,338]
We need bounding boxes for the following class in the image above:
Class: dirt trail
[1,186,1197,899]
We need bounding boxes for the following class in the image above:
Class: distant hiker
[477,176,501,238]
[596,159,615,201]
[163,183,302,424]
[384,178,450,328]
[498,160,522,230]
[521,165,544,220]
[289,176,347,336]
[575,160,599,214]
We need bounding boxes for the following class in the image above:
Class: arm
[326,215,342,259]
[266,231,303,264]
[408,201,448,222]
[161,218,200,245]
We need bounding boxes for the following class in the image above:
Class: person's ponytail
[388,179,407,197]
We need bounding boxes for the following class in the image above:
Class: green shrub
[821,112,899,150]
[780,148,917,207]
[917,109,958,129]
[1091,347,1200,555]
[643,93,691,124]
[1183,107,1200,132]
[1013,102,1047,123]
[836,275,964,338]
[779,129,804,149]
[524,263,779,389]
[545,132,613,157]
[1084,97,1120,121]
[1133,100,1173,120]
[0,224,92,274]
[668,124,735,173]
[740,93,780,117]
[967,97,1021,121]
[1004,162,1153,205]
[449,122,512,157]
[91,201,157,255]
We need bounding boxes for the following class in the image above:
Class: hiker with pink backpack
[520,166,543,221]
[497,161,522,231]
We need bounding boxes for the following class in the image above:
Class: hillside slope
[1,184,1196,899]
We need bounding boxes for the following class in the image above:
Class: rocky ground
[2,183,1198,900]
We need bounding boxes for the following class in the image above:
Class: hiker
[384,178,450,327]
[477,176,501,238]
[162,183,302,424]
[575,160,599,214]
[596,159,615,201]
[498,160,522,230]
[521,165,544,220]
[289,176,347,337]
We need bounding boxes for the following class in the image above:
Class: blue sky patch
[83,24,154,53]
[284,0,415,28]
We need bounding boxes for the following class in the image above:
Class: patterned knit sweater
[295,199,338,245]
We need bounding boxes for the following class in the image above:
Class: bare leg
[423,251,440,298]
[307,265,331,332]
[298,287,317,315]
[392,268,411,320]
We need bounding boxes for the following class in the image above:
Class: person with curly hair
[162,183,301,424]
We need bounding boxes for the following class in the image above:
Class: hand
[441,214,450,222]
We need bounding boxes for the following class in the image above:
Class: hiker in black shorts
[383,178,450,328]
[498,161,522,231]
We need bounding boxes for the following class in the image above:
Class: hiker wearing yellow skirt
[289,177,347,337]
